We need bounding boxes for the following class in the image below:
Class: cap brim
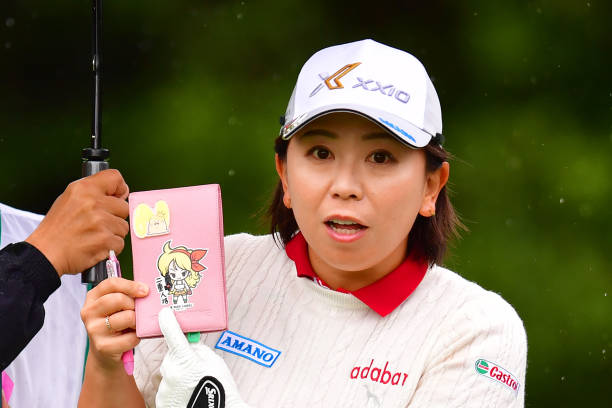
[280,104,433,148]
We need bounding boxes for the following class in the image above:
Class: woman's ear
[419,161,449,217]
[275,154,291,208]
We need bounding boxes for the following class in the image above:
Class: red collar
[285,232,428,317]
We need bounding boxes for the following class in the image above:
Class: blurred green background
[0,0,610,406]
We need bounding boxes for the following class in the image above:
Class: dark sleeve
[0,241,61,371]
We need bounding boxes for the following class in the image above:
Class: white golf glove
[155,307,251,408]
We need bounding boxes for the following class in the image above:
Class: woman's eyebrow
[299,129,338,139]
[362,132,393,141]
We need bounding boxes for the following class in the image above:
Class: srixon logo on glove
[187,377,226,408]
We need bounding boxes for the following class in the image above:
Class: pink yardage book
[129,185,227,338]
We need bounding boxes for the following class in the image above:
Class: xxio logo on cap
[474,359,520,396]
[309,61,411,105]
[310,62,361,96]
[354,77,410,103]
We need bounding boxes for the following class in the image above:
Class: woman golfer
[79,39,527,408]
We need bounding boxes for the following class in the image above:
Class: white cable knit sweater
[134,233,527,407]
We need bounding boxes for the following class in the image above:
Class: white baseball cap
[279,39,443,148]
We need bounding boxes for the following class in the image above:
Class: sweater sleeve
[408,291,527,408]
[0,241,61,370]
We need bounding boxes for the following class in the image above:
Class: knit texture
[135,233,527,407]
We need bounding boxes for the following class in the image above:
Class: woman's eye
[368,151,392,164]
[311,147,331,160]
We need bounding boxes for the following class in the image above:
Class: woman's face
[276,112,448,289]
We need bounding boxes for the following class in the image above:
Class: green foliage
[0,1,610,406]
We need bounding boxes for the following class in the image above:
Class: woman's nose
[329,162,363,200]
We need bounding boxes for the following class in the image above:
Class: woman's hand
[80,277,149,371]
[1,389,10,408]
[78,277,147,408]
[156,308,251,408]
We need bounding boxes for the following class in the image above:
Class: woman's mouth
[325,219,367,234]
[324,218,368,243]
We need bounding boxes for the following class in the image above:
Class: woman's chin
[315,248,380,274]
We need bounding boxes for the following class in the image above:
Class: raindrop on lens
[228,169,236,176]
[5,18,15,27]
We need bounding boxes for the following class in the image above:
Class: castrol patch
[475,359,520,396]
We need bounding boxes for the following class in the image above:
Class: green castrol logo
[475,359,520,396]
[476,359,489,374]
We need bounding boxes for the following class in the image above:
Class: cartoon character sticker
[133,201,171,238]
[155,240,207,311]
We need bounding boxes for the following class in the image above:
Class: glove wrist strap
[187,376,226,408]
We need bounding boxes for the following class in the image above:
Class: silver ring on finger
[105,315,113,332]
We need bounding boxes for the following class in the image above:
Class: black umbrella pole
[81,0,110,286]
[80,156,109,286]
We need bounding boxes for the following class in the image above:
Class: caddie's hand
[26,169,130,277]
[156,308,251,408]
